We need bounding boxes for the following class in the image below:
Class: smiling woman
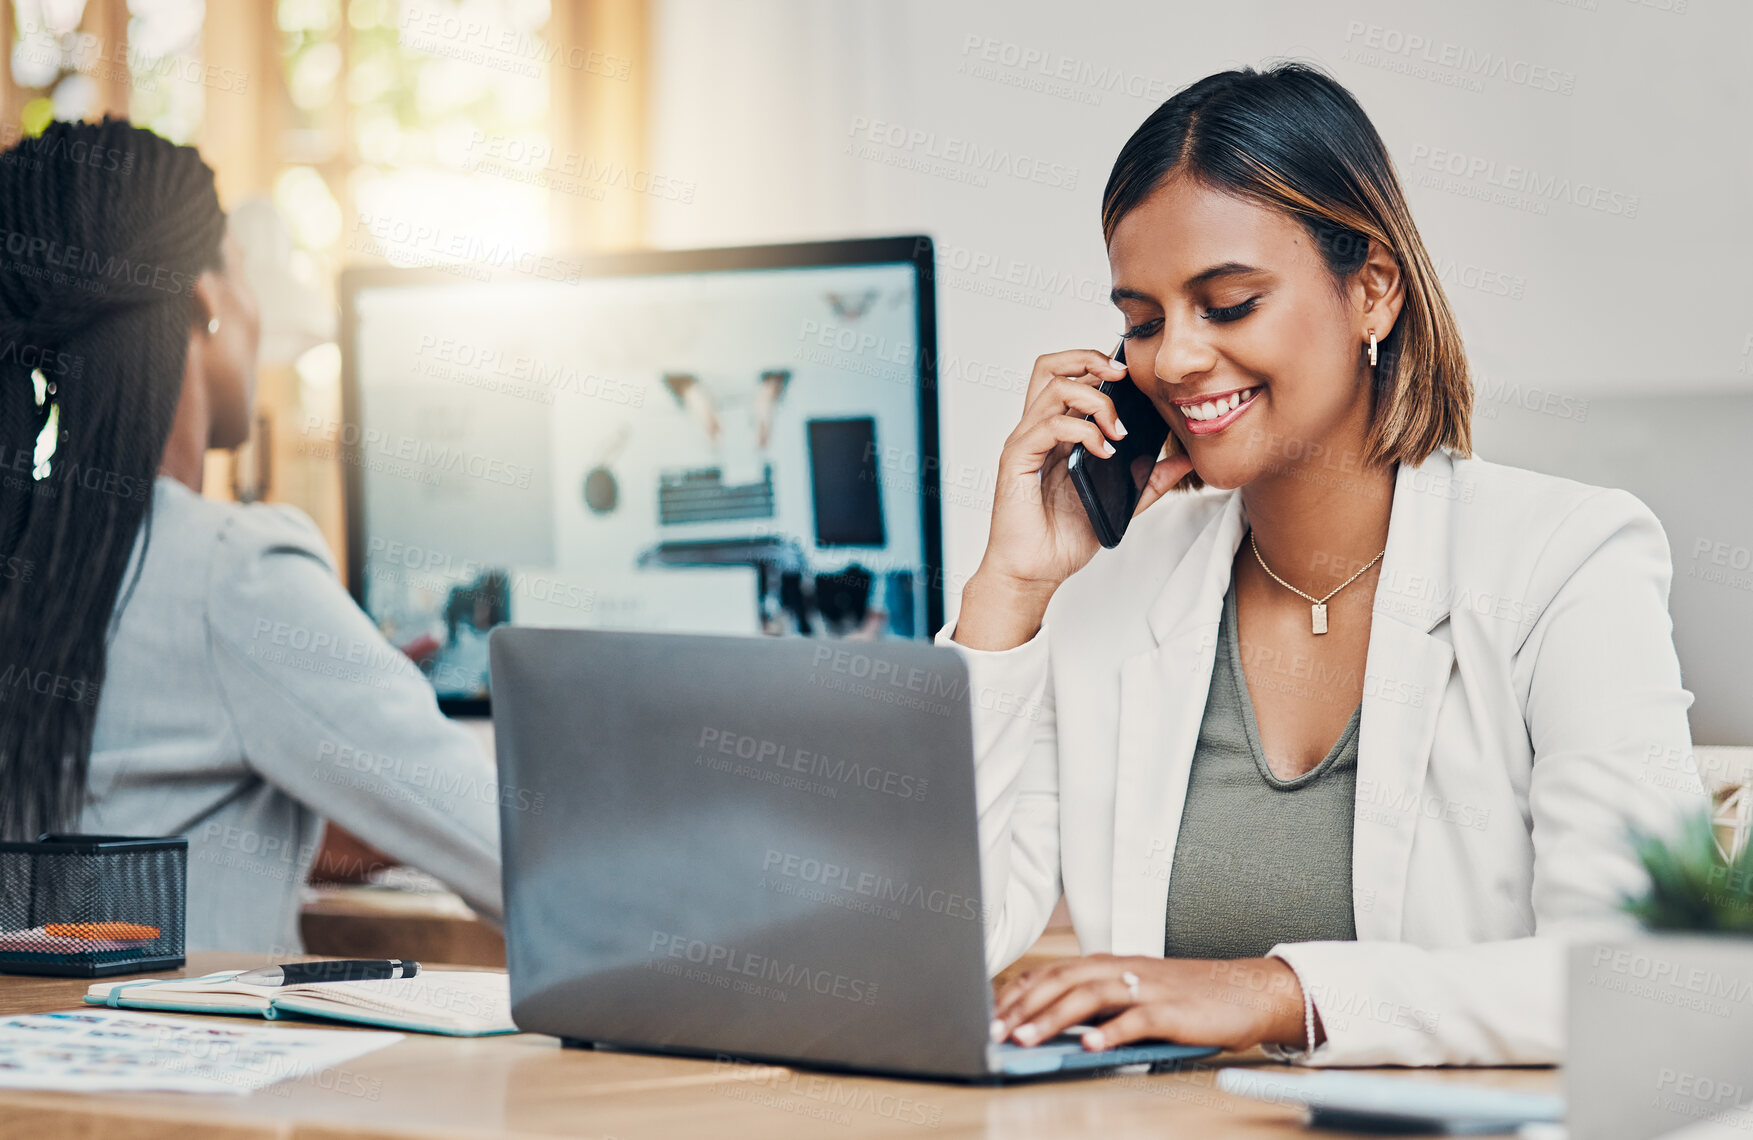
[941,60,1704,1067]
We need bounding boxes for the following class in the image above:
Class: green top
[1163,578,1361,960]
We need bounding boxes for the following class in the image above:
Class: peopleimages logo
[463,133,691,202]
[315,740,545,814]
[710,1055,943,1129]
[400,6,631,80]
[414,334,646,407]
[300,416,533,489]
[846,116,1079,191]
[0,228,200,295]
[911,236,1112,312]
[696,727,928,801]
[1341,21,1578,95]
[1475,375,1589,422]
[0,339,81,377]
[1584,945,1753,1019]
[648,930,879,1005]
[761,849,981,922]
[1407,143,1637,219]
[0,448,149,502]
[808,642,1043,723]
[956,34,1178,105]
[365,538,595,612]
[0,662,99,706]
[350,214,586,284]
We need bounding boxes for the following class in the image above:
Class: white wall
[642,0,1753,594]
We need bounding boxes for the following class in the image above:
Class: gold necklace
[1248,530,1385,635]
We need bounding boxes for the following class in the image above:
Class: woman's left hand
[991,953,1312,1053]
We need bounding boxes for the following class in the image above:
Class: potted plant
[1566,808,1753,1140]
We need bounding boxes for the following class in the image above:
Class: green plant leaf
[1623,808,1753,934]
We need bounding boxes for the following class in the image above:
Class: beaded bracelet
[1299,974,1317,1056]
[1260,955,1319,1062]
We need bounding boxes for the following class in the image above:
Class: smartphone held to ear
[1066,338,1175,548]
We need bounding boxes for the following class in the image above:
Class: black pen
[234,959,421,986]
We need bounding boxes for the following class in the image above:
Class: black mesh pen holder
[0,834,186,977]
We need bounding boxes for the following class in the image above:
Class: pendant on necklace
[1311,603,1328,635]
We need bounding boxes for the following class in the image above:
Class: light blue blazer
[83,477,501,952]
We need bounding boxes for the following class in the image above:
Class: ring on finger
[1121,970,1140,1002]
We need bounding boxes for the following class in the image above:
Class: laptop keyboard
[990,1030,1213,1076]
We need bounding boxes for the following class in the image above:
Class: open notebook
[85,969,517,1036]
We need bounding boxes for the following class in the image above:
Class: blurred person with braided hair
[0,119,501,952]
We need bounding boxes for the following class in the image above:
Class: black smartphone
[1065,338,1175,549]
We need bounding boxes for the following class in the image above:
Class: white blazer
[937,447,1706,1066]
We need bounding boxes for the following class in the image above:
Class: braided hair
[0,117,225,840]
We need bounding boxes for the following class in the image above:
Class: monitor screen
[338,238,942,711]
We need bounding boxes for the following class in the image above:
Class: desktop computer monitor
[337,237,942,713]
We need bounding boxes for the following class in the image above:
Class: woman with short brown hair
[950,60,1700,1066]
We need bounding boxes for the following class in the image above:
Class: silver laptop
[489,627,1218,1081]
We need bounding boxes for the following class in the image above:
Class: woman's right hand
[953,348,1194,652]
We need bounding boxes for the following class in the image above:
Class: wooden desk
[301,884,505,967]
[0,951,1558,1139]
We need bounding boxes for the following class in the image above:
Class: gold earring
[207,316,221,336]
[1367,331,1378,368]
